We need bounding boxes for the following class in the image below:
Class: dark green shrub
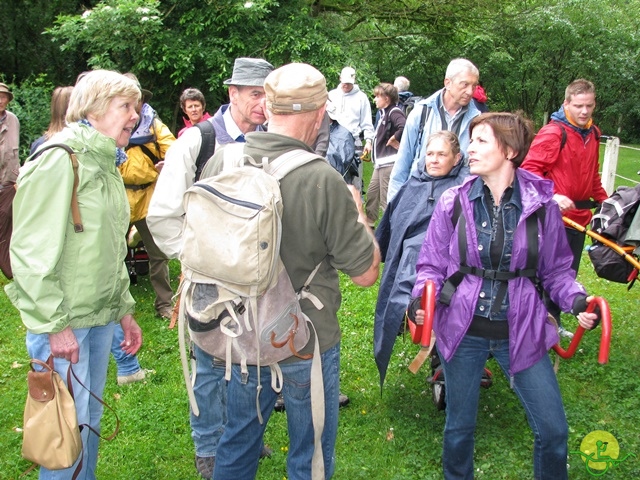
[2,75,54,161]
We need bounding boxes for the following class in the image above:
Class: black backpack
[588,184,640,286]
[400,95,424,116]
[194,120,217,182]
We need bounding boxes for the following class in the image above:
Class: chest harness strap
[439,194,546,313]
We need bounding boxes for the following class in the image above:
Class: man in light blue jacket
[387,58,481,202]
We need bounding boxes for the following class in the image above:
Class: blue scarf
[78,119,128,166]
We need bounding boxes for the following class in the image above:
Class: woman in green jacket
[6,70,143,480]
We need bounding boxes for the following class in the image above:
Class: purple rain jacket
[412,168,587,376]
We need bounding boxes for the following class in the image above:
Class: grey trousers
[133,218,173,312]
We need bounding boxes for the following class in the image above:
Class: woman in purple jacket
[410,112,599,480]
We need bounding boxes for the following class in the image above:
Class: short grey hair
[393,76,410,93]
[426,130,461,157]
[66,70,141,123]
[444,58,479,81]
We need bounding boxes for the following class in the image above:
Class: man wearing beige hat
[201,62,380,480]
[0,83,20,184]
[147,57,274,479]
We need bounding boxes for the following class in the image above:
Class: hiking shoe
[558,326,574,339]
[339,392,350,408]
[156,306,174,320]
[274,393,285,412]
[260,445,273,459]
[117,369,146,386]
[195,455,214,479]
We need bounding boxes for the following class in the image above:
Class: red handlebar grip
[420,281,436,348]
[552,297,611,364]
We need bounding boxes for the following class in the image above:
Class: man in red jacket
[521,79,607,336]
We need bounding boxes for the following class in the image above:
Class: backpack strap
[220,144,322,179]
[194,121,217,182]
[28,143,84,233]
[439,193,545,308]
[415,105,432,160]
[268,149,323,180]
[439,194,466,305]
[550,121,568,153]
[137,144,161,165]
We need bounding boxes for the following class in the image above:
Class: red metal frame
[552,297,612,364]
[409,280,435,346]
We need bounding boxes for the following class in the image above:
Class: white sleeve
[147,127,203,259]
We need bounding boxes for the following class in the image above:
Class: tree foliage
[3,0,640,141]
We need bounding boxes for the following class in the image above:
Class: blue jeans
[190,343,227,458]
[214,343,340,480]
[110,323,141,376]
[26,322,116,480]
[439,335,568,480]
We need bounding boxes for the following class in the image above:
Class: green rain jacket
[5,122,135,334]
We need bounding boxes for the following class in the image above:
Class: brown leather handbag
[22,356,82,470]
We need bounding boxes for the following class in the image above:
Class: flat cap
[264,63,327,115]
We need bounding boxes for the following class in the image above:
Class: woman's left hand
[576,295,599,330]
[386,137,400,150]
[119,314,143,355]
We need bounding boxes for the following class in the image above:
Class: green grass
[1,148,640,479]
[603,142,640,189]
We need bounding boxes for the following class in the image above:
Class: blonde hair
[565,79,595,102]
[66,70,141,123]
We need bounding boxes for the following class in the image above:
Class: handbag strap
[66,359,121,440]
[28,144,84,233]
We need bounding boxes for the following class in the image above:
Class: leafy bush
[2,75,55,161]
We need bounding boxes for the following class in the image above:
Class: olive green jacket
[5,123,135,334]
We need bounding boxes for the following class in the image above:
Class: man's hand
[362,139,372,156]
[553,193,576,213]
[155,160,165,173]
[120,314,143,355]
[49,327,80,364]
